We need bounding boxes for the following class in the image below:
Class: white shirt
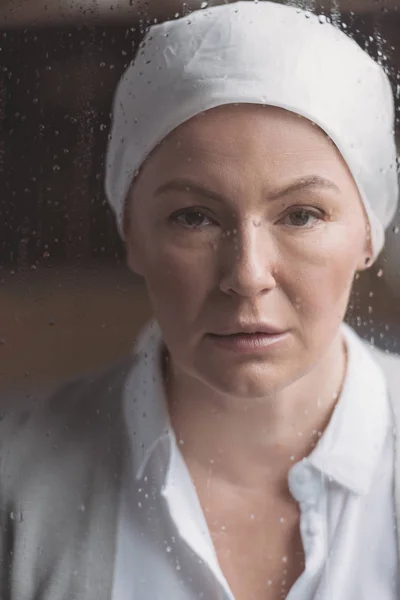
[112,320,399,599]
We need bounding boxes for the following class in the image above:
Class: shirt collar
[123,318,172,480]
[308,322,392,495]
[123,319,392,494]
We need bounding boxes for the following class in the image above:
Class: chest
[195,481,305,600]
[113,453,400,600]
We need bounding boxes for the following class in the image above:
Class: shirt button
[303,514,321,537]
[293,465,313,485]
[288,460,322,505]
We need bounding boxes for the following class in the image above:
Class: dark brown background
[0,0,399,391]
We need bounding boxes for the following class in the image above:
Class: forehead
[140,104,351,186]
[162,104,331,152]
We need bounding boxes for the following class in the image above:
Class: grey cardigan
[0,357,135,600]
[0,346,399,600]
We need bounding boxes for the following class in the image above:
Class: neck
[166,330,347,490]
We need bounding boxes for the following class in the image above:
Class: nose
[219,221,278,298]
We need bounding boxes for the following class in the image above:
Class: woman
[0,2,399,599]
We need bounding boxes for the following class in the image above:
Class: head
[105,1,398,400]
[125,103,371,398]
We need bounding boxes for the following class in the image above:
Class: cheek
[283,226,363,322]
[142,246,217,324]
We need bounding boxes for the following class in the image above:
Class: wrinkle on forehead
[160,104,337,162]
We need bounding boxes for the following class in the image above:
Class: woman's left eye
[282,209,322,228]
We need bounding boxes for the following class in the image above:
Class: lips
[207,330,289,353]
[211,324,285,336]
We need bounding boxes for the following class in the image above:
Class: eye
[171,209,215,229]
[281,208,323,228]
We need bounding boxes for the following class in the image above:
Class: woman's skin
[125,104,371,599]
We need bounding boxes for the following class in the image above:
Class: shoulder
[365,341,400,383]
[344,323,400,403]
[0,354,135,430]
[343,323,400,380]
[360,338,400,419]
[0,355,136,497]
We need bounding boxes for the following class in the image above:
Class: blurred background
[0,0,399,391]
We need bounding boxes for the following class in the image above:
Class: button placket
[303,509,321,537]
[288,460,326,572]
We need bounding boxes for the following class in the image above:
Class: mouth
[210,324,286,336]
[206,329,289,354]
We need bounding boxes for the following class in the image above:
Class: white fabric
[111,319,399,600]
[105,1,398,259]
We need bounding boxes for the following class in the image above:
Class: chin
[197,359,297,400]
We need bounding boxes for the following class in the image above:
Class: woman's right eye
[171,210,215,229]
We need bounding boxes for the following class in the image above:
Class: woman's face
[126,104,369,398]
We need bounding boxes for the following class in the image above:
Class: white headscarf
[105,1,398,259]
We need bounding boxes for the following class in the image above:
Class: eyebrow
[154,179,227,204]
[154,175,340,203]
[269,175,341,199]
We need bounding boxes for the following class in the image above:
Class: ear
[356,255,373,272]
[356,226,373,272]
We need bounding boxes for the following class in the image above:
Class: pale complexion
[125,104,371,599]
